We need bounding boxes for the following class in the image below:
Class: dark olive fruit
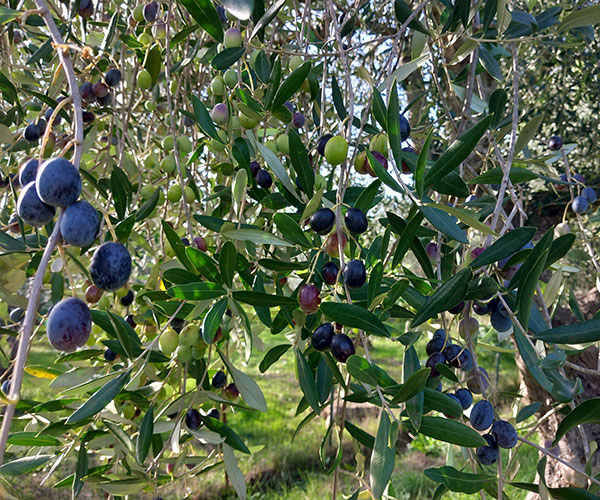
[171,317,185,333]
[473,301,490,315]
[311,323,335,351]
[213,326,223,343]
[573,173,585,184]
[491,307,512,332]
[185,409,201,430]
[344,208,368,234]
[224,383,239,399]
[401,145,416,173]
[399,114,411,141]
[207,408,220,419]
[491,420,517,449]
[316,134,333,155]
[60,200,99,247]
[425,352,446,378]
[97,93,112,106]
[143,1,159,22]
[448,301,465,314]
[445,393,463,418]
[194,236,208,252]
[1,380,10,395]
[105,69,122,87]
[212,370,227,389]
[426,329,450,355]
[78,0,94,18]
[256,169,273,189]
[24,123,41,142]
[330,334,355,363]
[310,208,335,235]
[92,82,109,98]
[46,297,92,352]
[89,242,132,291]
[321,261,339,285]
[470,400,495,431]
[125,314,136,328]
[17,182,56,227]
[184,116,195,127]
[343,259,367,289]
[572,195,589,214]
[36,157,81,207]
[444,345,473,370]
[476,436,499,466]
[283,101,294,112]
[120,290,134,307]
[36,118,47,135]
[85,284,102,303]
[582,187,597,204]
[79,82,96,103]
[250,161,260,177]
[104,348,117,362]
[9,308,24,323]
[548,135,563,151]
[19,158,39,186]
[82,111,95,123]
[181,237,190,246]
[292,112,305,128]
[467,367,490,394]
[455,388,473,410]
[298,284,321,314]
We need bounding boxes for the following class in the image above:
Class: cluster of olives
[473,298,513,333]
[311,323,355,363]
[15,154,132,352]
[471,400,518,465]
[425,329,473,376]
[550,136,597,215]
[79,67,122,116]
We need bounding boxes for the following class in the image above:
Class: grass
[7,320,543,499]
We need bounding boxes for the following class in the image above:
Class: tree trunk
[518,287,600,498]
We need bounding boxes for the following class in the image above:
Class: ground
[6,320,541,499]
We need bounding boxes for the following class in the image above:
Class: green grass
[10,323,543,499]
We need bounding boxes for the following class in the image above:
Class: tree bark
[518,287,600,498]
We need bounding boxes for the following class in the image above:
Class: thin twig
[0,0,83,464]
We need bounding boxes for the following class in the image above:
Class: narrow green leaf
[219,241,237,288]
[533,319,600,344]
[270,62,311,111]
[554,398,600,446]
[471,227,536,268]
[370,411,395,499]
[199,415,250,453]
[161,220,196,272]
[424,466,494,494]
[468,167,538,185]
[367,150,404,193]
[426,203,496,236]
[178,0,224,42]
[394,0,429,34]
[387,82,403,175]
[514,328,553,393]
[67,372,130,424]
[411,268,473,327]
[372,87,387,130]
[415,128,433,198]
[296,348,320,415]
[223,228,294,247]
[191,95,223,143]
[424,115,492,189]
[368,261,383,307]
[136,406,154,464]
[320,302,389,337]
[288,129,314,196]
[389,367,430,405]
[517,249,549,331]
[416,416,487,447]
[273,213,311,248]
[514,114,544,155]
[249,0,286,39]
[345,421,375,448]
[0,455,52,475]
[331,76,347,120]
[558,5,600,32]
[220,352,267,412]
[166,282,226,300]
[212,47,246,70]
[202,298,228,343]
[259,344,291,373]
[232,290,298,307]
[418,205,469,244]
